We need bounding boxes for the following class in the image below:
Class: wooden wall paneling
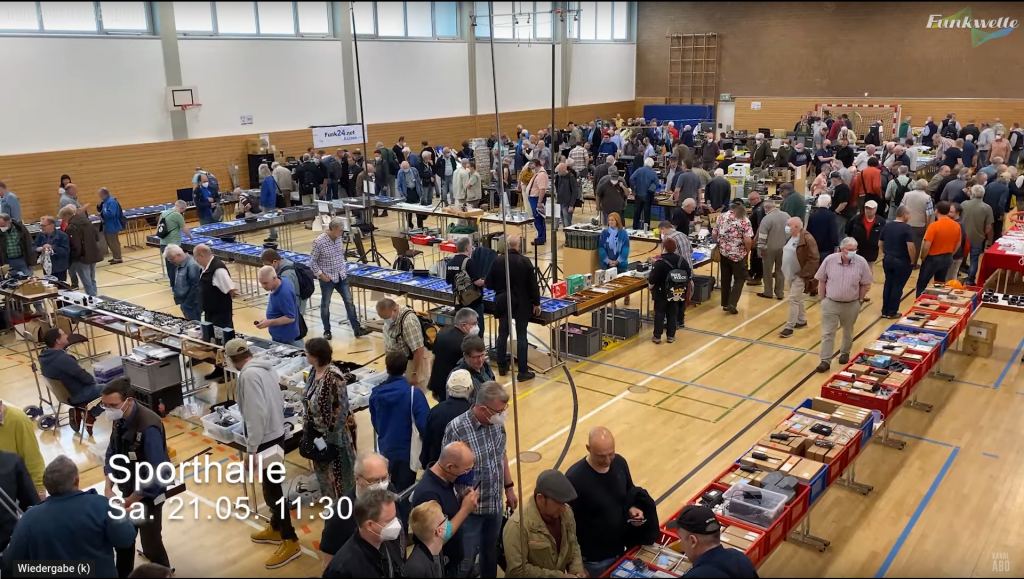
[732,97,1024,135]
[0,101,637,223]
[637,2,1024,100]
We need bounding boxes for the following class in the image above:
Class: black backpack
[280,262,316,301]
[942,123,959,139]
[663,255,691,302]
[892,176,912,207]
[394,255,414,272]
[397,308,438,351]
[155,213,176,239]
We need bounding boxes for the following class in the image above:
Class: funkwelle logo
[927,7,1018,47]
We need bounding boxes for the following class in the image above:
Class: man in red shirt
[852,157,883,213]
[668,122,679,141]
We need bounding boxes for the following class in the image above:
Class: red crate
[897,309,968,342]
[599,532,678,577]
[821,381,902,418]
[721,519,769,568]
[660,495,771,569]
[410,234,432,246]
[438,241,457,252]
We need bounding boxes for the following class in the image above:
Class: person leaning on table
[255,266,303,348]
[666,505,759,578]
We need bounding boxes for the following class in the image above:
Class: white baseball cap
[446,369,474,399]
[865,200,878,209]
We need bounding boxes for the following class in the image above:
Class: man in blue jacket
[255,266,302,347]
[32,215,70,281]
[163,244,202,320]
[629,157,660,230]
[369,350,429,494]
[39,328,105,434]
[97,187,124,264]
[5,455,136,578]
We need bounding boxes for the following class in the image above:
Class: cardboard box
[719,532,754,551]
[779,455,802,474]
[790,459,827,484]
[718,469,768,488]
[966,320,997,344]
[740,446,789,472]
[924,285,951,297]
[722,525,761,543]
[804,444,841,463]
[962,335,994,357]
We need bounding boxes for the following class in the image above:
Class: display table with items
[977,225,1024,289]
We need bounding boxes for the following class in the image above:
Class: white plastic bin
[201,412,241,443]
[722,482,787,529]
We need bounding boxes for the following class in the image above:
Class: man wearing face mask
[421,370,475,466]
[814,237,874,373]
[405,501,451,577]
[100,379,172,577]
[411,441,479,577]
[503,469,585,578]
[443,381,517,578]
[779,217,819,339]
[324,488,406,579]
[319,452,398,572]
[751,133,774,169]
[666,505,758,578]
[788,142,812,175]
[775,139,793,169]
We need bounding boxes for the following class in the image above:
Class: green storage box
[566,274,585,295]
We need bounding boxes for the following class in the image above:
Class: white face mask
[0,226,8,233]
[376,518,402,542]
[369,480,390,492]
[489,409,508,426]
[610,179,619,185]
[105,402,125,421]
[845,250,857,260]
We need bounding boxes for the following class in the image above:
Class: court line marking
[510,300,786,467]
[982,452,1000,459]
[874,447,960,578]
[992,335,1024,389]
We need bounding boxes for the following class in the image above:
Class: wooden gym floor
[6,202,1023,578]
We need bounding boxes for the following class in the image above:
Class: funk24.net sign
[927,7,1018,47]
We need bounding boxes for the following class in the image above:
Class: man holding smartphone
[566,427,651,578]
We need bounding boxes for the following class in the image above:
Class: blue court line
[1016,391,1024,396]
[561,354,776,405]
[951,378,994,389]
[874,446,960,578]
[982,452,1000,459]
[890,431,956,448]
[993,335,1024,390]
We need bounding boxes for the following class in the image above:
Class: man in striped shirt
[310,217,368,341]
[814,236,874,373]
[569,143,590,180]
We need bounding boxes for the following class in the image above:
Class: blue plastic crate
[884,324,950,355]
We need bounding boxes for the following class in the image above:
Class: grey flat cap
[535,469,577,503]
[608,167,620,178]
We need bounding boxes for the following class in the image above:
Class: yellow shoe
[265,539,301,569]
[250,523,282,545]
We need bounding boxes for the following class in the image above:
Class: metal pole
[351,6,368,154]
[550,39,558,283]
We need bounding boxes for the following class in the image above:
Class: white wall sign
[312,124,365,148]
[240,114,253,125]
[751,101,762,110]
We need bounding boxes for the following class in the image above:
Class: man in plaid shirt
[569,142,590,180]
[442,381,517,578]
[310,218,368,341]
[376,298,428,388]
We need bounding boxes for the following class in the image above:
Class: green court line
[574,369,733,410]
[717,352,808,421]
[573,383,714,423]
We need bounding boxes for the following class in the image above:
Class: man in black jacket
[566,426,651,578]
[62,209,100,296]
[294,154,322,203]
[420,370,475,468]
[324,488,405,579]
[319,453,400,573]
[485,234,541,381]
[746,191,766,285]
[555,162,581,228]
[0,213,36,277]
[0,450,39,550]
[845,200,886,268]
[426,308,479,401]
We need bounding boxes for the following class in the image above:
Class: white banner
[312,124,365,148]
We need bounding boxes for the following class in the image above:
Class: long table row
[604,284,992,578]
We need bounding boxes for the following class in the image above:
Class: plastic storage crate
[122,356,183,393]
[722,482,788,530]
[691,275,715,303]
[592,308,641,339]
[558,323,602,358]
[93,357,124,382]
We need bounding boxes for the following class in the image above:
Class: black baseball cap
[666,505,721,535]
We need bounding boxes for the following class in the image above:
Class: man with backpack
[295,153,322,204]
[320,152,347,202]
[885,165,916,220]
[1009,123,1024,168]
[377,298,430,389]
[262,249,313,340]
[97,187,125,265]
[377,141,399,198]
[156,200,192,288]
[446,237,485,337]
[309,218,368,341]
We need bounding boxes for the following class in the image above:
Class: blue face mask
[784,226,792,236]
[846,250,857,260]
[441,519,453,542]
[454,469,474,486]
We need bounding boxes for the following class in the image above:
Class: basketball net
[181,103,203,124]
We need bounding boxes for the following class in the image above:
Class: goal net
[815,103,902,142]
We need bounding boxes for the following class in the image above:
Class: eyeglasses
[359,475,390,486]
[468,351,487,360]
[98,399,127,410]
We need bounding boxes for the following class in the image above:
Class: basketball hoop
[180,103,203,123]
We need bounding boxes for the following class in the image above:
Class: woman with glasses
[303,338,356,500]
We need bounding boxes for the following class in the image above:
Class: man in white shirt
[193,243,238,382]
[904,139,919,171]
[978,122,995,167]
[899,180,936,268]
[854,145,877,171]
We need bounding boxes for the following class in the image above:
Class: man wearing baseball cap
[419,369,476,468]
[667,505,759,578]
[503,469,585,577]
[844,198,885,275]
[224,338,300,569]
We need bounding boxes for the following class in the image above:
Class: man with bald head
[319,452,399,570]
[412,441,479,576]
[780,216,819,338]
[593,154,616,187]
[256,266,301,346]
[567,427,650,577]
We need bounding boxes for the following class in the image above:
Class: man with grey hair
[58,182,84,214]
[310,217,367,341]
[556,161,582,228]
[780,216,818,338]
[272,159,294,203]
[97,187,124,263]
[319,452,396,570]
[885,164,915,220]
[0,180,21,222]
[32,214,69,282]
[443,381,517,578]
[377,298,427,387]
[158,199,192,286]
[446,237,485,336]
[0,212,34,277]
[422,369,476,466]
[593,154,616,187]
[751,132,774,168]
[192,243,236,341]
[256,266,302,346]
[428,308,480,401]
[756,199,791,301]
[962,184,994,285]
[63,205,101,295]
[814,237,874,373]
[324,488,405,578]
[941,167,972,203]
[163,244,201,320]
[5,455,135,579]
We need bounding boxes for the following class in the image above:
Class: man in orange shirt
[852,157,883,214]
[915,201,962,297]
